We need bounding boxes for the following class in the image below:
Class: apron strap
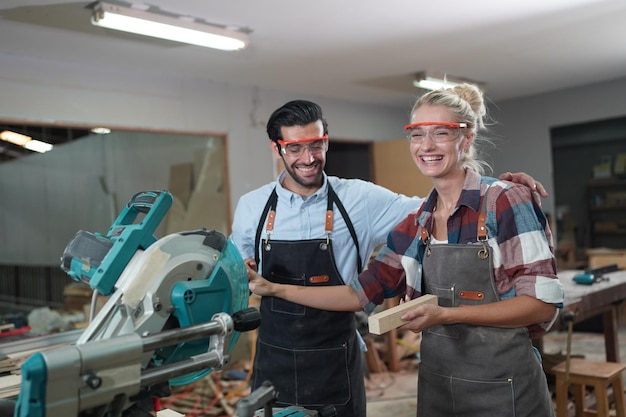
[254,184,363,275]
[477,185,491,241]
[328,184,363,274]
[254,188,278,266]
[420,183,492,244]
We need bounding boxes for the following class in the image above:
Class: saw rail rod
[138,315,231,386]
[141,351,222,386]
[140,319,228,352]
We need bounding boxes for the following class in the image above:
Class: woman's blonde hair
[411,83,492,174]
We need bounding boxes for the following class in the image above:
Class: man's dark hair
[266,100,329,144]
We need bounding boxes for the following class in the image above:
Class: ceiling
[1,0,626,162]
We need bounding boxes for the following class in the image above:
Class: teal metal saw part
[61,190,173,296]
[59,189,250,386]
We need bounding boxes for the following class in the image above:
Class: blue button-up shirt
[231,171,422,285]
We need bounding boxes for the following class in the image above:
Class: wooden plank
[157,409,185,417]
[0,324,15,332]
[0,374,21,399]
[368,294,438,335]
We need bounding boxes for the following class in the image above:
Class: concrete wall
[490,76,626,219]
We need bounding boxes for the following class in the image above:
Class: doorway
[551,116,626,250]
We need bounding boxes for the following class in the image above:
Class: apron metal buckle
[477,240,489,260]
[264,232,272,251]
[319,233,330,250]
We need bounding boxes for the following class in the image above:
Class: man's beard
[284,159,324,189]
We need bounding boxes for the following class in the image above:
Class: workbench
[544,269,626,362]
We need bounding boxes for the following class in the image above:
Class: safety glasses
[277,135,329,157]
[404,122,467,144]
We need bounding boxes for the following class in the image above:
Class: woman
[247,84,564,416]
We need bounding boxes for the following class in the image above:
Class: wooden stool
[552,358,626,417]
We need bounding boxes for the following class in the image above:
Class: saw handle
[232,307,261,332]
[128,190,165,213]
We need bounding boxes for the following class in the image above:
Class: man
[230,99,546,416]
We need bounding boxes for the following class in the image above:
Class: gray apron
[417,194,555,417]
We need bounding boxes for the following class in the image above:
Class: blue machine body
[61,190,173,296]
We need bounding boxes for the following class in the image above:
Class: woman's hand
[398,303,446,333]
[499,171,548,198]
[243,257,258,272]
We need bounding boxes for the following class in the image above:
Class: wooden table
[544,269,626,362]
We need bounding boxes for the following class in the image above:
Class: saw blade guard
[159,231,250,386]
[75,228,250,387]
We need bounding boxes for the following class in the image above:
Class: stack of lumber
[0,330,80,399]
[0,343,72,399]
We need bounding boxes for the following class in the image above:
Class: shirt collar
[416,169,483,226]
[275,170,328,206]
[457,169,483,213]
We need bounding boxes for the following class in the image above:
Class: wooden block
[0,323,15,332]
[368,294,438,335]
[157,409,185,417]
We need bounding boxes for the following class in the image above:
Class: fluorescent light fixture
[91,127,112,134]
[23,140,54,153]
[0,130,54,154]
[413,72,482,91]
[91,1,249,51]
[0,130,31,146]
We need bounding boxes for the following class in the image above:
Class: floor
[365,324,626,417]
[366,367,419,417]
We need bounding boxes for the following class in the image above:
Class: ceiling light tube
[413,76,463,91]
[91,127,112,134]
[23,140,53,153]
[91,2,249,51]
[0,130,32,146]
[412,72,485,92]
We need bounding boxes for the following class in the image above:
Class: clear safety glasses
[404,122,468,145]
[278,135,329,157]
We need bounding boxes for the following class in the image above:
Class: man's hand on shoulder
[499,172,548,198]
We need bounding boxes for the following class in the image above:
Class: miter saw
[13,190,261,417]
[12,190,334,417]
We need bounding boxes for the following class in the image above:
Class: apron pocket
[253,339,297,403]
[427,282,456,307]
[294,344,350,407]
[425,283,460,339]
[418,365,515,417]
[270,272,306,315]
[451,375,515,417]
